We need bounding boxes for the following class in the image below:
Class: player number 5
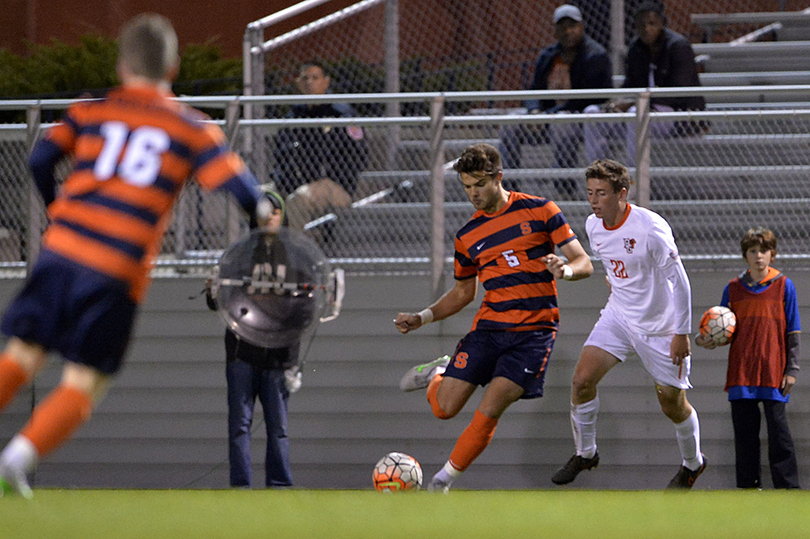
[501,249,520,268]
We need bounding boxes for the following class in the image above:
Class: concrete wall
[1,261,809,490]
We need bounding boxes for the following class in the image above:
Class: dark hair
[299,60,329,78]
[584,159,631,193]
[635,1,666,25]
[453,143,502,176]
[740,227,777,260]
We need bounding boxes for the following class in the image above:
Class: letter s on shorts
[453,352,468,369]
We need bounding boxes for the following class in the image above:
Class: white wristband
[562,265,574,281]
[418,308,434,325]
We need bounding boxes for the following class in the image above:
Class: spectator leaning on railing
[499,4,613,197]
[593,0,706,166]
[272,61,368,236]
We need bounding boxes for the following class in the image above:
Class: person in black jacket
[273,62,368,233]
[499,4,613,184]
[598,1,706,165]
[206,188,302,488]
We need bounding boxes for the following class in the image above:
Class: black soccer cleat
[666,454,707,489]
[551,452,600,485]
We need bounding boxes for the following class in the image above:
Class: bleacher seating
[319,8,810,262]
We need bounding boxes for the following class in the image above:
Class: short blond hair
[118,13,179,81]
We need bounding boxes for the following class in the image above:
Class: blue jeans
[226,359,292,487]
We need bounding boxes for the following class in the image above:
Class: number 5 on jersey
[501,249,521,268]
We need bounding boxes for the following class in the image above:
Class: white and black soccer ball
[699,305,736,346]
[372,452,423,492]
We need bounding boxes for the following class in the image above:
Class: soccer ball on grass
[372,452,423,492]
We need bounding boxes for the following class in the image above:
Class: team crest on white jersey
[623,238,636,253]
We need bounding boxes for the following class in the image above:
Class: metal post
[634,91,651,208]
[243,26,265,178]
[25,105,42,271]
[225,99,244,244]
[610,0,625,76]
[427,96,446,301]
[384,0,401,169]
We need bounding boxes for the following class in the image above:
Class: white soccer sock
[674,408,703,470]
[571,395,599,459]
[0,434,37,474]
[431,461,462,486]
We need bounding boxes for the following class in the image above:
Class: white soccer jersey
[586,204,691,335]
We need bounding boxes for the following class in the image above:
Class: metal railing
[0,86,809,287]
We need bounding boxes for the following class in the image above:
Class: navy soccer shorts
[1,250,137,374]
[443,329,556,399]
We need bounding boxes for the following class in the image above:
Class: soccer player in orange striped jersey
[394,143,593,491]
[0,14,270,498]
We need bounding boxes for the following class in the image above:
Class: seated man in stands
[594,1,706,165]
[273,61,368,234]
[499,4,612,194]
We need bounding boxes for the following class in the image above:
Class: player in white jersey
[549,159,706,489]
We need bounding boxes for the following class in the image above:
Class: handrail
[255,0,384,54]
[228,108,810,129]
[5,106,810,134]
[691,9,810,27]
[2,85,808,110]
[246,0,336,31]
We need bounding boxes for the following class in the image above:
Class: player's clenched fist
[394,313,422,334]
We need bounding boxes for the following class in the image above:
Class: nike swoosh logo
[523,368,534,374]
[476,242,486,250]
[596,242,603,246]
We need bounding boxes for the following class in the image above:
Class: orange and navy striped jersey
[455,191,577,332]
[28,85,260,303]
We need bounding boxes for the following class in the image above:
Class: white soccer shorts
[583,308,692,390]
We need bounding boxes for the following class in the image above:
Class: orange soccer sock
[0,353,29,413]
[20,385,93,458]
[447,409,499,472]
[427,374,453,419]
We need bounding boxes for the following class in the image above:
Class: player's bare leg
[429,376,523,492]
[552,346,619,485]
[657,384,706,489]
[430,375,477,419]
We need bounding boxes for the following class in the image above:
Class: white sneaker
[0,463,33,500]
[427,475,451,494]
[399,355,451,392]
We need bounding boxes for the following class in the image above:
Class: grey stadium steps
[319,198,810,259]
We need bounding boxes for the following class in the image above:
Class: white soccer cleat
[399,355,451,392]
[0,464,33,500]
[426,474,451,494]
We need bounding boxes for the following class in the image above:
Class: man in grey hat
[499,4,613,197]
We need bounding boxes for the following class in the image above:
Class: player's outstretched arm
[543,239,593,281]
[394,277,477,334]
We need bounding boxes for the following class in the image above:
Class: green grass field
[2,489,809,539]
